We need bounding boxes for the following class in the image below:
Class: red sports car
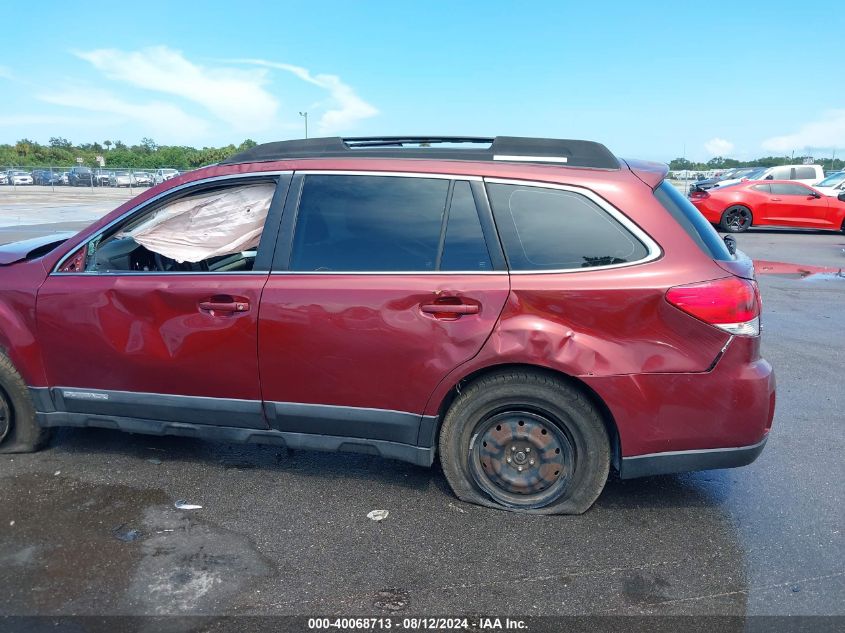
[690,180,845,233]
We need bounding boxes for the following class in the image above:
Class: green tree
[140,137,158,153]
[49,137,72,149]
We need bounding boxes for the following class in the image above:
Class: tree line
[670,155,844,172]
[2,137,843,172]
[0,138,259,169]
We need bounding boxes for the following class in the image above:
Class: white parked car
[109,171,136,187]
[153,168,179,184]
[132,171,153,186]
[7,171,33,185]
[812,171,845,197]
[714,164,824,189]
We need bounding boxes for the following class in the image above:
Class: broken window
[84,182,276,273]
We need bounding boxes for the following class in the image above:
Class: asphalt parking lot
[0,187,843,625]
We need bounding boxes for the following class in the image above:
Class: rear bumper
[619,434,768,478]
[584,335,776,471]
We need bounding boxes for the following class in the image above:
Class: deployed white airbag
[121,183,275,263]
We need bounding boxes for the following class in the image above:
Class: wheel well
[434,363,622,472]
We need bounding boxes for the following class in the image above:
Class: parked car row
[689,164,831,195]
[1,167,181,187]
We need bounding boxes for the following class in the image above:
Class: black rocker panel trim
[619,436,768,479]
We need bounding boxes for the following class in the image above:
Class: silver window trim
[295,170,483,181]
[51,171,292,275]
[483,176,662,274]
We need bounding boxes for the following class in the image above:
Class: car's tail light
[689,189,710,200]
[665,277,760,336]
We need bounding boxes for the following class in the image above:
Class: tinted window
[770,166,792,179]
[440,181,492,271]
[291,175,448,272]
[751,183,772,193]
[654,182,732,261]
[794,166,817,180]
[770,183,812,196]
[487,183,649,270]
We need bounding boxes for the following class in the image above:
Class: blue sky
[1,0,843,162]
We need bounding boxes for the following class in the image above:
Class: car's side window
[770,166,793,180]
[752,184,772,193]
[59,182,277,274]
[794,166,817,180]
[770,183,811,196]
[289,175,449,272]
[439,181,493,271]
[486,182,649,271]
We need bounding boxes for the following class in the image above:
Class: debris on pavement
[174,500,203,510]
[53,471,60,476]
[146,458,162,465]
[112,524,142,542]
[373,588,409,611]
[367,509,389,522]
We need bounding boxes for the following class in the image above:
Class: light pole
[299,111,308,139]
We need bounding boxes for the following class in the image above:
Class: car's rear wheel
[438,369,610,514]
[720,205,753,232]
[0,353,51,454]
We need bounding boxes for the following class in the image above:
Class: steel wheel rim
[0,389,11,443]
[469,410,575,508]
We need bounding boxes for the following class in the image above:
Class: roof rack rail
[220,136,620,170]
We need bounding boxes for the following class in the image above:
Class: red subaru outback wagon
[0,136,775,514]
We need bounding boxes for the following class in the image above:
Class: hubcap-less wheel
[470,410,575,508]
[723,206,752,232]
[0,390,11,443]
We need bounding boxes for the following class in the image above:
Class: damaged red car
[0,136,775,514]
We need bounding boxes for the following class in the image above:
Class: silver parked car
[109,171,136,187]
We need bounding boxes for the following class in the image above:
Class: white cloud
[74,46,279,133]
[231,58,378,133]
[39,88,209,143]
[0,65,12,80]
[704,137,735,156]
[762,110,845,153]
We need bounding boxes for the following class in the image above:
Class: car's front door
[35,175,290,428]
[766,182,831,227]
[258,173,510,446]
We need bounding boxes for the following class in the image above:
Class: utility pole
[299,112,308,139]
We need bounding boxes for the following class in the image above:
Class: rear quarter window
[654,182,733,261]
[486,182,650,271]
[794,166,817,180]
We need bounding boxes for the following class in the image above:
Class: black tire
[438,369,610,514]
[0,353,51,453]
[720,205,753,233]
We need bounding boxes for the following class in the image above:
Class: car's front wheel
[720,205,753,232]
[0,353,51,454]
[438,369,610,514]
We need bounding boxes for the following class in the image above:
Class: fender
[0,259,50,386]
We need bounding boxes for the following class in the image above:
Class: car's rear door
[257,172,509,446]
[35,174,291,428]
